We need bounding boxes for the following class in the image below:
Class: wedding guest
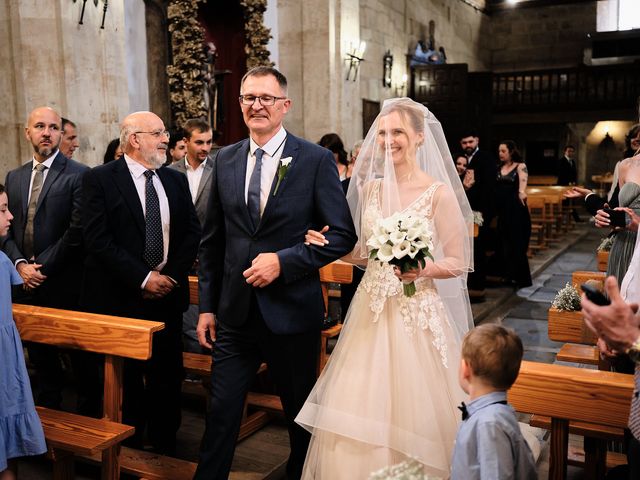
[103,138,123,164]
[318,133,349,181]
[451,324,537,480]
[346,139,364,180]
[0,184,47,480]
[166,127,187,165]
[60,117,80,159]
[495,140,532,288]
[460,130,496,300]
[582,276,640,478]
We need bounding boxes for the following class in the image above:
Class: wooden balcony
[492,63,640,113]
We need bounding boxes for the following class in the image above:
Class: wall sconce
[394,74,408,96]
[346,41,366,82]
[73,0,109,29]
[382,51,393,88]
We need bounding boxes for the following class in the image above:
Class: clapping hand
[563,186,592,200]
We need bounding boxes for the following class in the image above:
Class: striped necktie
[629,363,640,440]
[23,163,47,259]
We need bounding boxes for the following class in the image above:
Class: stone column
[277,0,361,148]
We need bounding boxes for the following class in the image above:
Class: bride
[295,98,474,479]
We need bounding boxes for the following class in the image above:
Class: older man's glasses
[134,130,170,139]
[239,95,287,106]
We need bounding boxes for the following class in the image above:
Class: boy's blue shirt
[451,391,537,480]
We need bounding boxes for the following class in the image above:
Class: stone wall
[277,0,489,150]
[489,1,597,72]
[0,0,134,176]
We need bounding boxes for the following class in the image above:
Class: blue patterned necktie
[143,170,163,269]
[247,148,264,229]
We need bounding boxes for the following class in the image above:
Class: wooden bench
[509,360,634,480]
[597,250,609,272]
[14,304,163,480]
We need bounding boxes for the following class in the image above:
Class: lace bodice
[360,180,451,367]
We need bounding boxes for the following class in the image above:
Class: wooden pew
[597,250,609,272]
[14,304,163,480]
[509,360,633,480]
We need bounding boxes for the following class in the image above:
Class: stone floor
[16,223,616,479]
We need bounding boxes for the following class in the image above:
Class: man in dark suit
[194,67,357,480]
[460,131,497,300]
[169,118,214,353]
[556,145,577,186]
[4,106,89,410]
[81,111,200,454]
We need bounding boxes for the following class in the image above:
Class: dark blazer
[557,156,577,185]
[168,157,213,226]
[465,148,497,220]
[198,133,357,335]
[3,152,89,307]
[81,158,201,319]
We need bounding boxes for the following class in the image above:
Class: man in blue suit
[195,67,357,480]
[4,106,90,411]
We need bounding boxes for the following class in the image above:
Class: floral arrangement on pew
[369,458,440,480]
[597,235,614,252]
[551,283,582,312]
[367,213,433,297]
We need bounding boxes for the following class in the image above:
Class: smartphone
[580,283,610,306]
[603,208,627,228]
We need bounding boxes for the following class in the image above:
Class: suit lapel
[113,159,145,236]
[35,153,64,213]
[195,159,213,205]
[233,140,253,229]
[19,162,32,216]
[259,134,299,229]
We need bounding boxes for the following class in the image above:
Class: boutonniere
[273,157,293,196]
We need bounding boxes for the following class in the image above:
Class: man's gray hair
[120,123,137,150]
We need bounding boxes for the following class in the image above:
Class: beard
[146,148,167,169]
[463,146,475,155]
[34,141,57,159]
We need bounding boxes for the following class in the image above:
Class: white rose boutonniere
[273,156,293,196]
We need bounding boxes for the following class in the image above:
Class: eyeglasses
[239,95,287,106]
[134,130,170,139]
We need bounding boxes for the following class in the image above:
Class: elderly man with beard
[4,106,89,411]
[81,111,201,454]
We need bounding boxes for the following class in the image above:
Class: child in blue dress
[0,184,46,480]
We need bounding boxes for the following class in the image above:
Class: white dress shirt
[124,155,171,286]
[27,150,58,203]
[244,126,287,216]
[184,156,207,203]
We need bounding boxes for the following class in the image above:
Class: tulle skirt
[296,283,465,479]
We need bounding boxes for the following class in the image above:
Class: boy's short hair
[462,324,524,390]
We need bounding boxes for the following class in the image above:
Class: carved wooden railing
[492,63,640,112]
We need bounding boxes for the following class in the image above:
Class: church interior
[2,0,640,479]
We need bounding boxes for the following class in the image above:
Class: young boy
[451,324,537,480]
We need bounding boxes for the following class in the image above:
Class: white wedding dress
[296,181,467,479]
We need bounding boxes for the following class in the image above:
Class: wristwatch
[626,334,640,363]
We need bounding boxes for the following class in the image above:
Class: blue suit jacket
[3,152,89,307]
[198,132,357,334]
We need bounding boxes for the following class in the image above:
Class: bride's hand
[393,263,423,283]
[304,225,330,246]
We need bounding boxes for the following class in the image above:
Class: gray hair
[119,123,137,150]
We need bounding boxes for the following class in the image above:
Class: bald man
[81,111,200,454]
[4,106,90,410]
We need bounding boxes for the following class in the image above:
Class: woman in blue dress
[0,184,46,479]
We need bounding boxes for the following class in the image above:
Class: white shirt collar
[32,150,59,170]
[184,156,207,171]
[250,126,287,157]
[124,153,154,179]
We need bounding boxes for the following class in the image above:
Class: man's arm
[36,167,88,276]
[277,150,357,284]
[198,151,225,314]
[81,168,150,290]
[160,173,201,281]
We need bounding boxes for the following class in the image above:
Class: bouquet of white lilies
[367,212,433,297]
